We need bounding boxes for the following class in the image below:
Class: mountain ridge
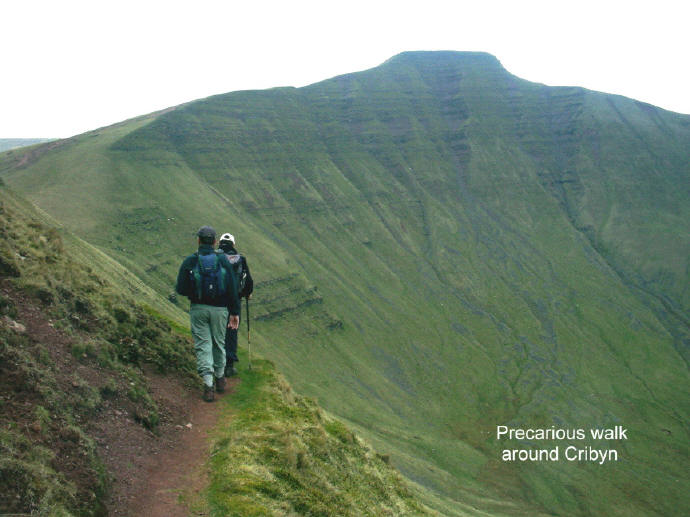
[2,51,689,516]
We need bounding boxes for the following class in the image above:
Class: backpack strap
[216,251,227,294]
[191,252,203,300]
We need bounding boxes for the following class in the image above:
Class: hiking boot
[215,376,226,393]
[203,385,215,402]
[224,364,238,377]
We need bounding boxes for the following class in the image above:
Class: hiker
[218,232,254,377]
[175,226,240,402]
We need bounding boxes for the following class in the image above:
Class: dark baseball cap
[196,225,216,239]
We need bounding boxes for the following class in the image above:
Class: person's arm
[175,256,193,296]
[226,260,240,330]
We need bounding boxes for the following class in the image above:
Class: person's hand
[247,293,252,300]
[228,315,240,329]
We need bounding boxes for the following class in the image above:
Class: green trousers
[190,304,228,386]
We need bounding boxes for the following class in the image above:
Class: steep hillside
[2,51,689,515]
[207,359,429,516]
[0,184,426,516]
[0,184,198,515]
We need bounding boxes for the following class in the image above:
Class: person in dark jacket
[176,226,240,401]
[218,232,254,377]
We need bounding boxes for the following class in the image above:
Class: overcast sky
[2,0,688,138]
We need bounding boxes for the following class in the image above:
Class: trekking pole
[246,297,252,370]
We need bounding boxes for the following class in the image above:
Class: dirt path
[2,283,236,516]
[103,376,239,517]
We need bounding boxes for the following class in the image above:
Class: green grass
[0,184,198,515]
[2,51,689,515]
[207,359,431,516]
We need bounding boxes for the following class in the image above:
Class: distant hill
[2,51,689,516]
[0,138,53,152]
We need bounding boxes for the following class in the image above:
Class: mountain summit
[2,51,689,515]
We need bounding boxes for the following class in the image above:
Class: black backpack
[225,254,247,295]
[192,252,227,302]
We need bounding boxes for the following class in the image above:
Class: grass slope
[1,183,422,515]
[2,51,689,515]
[205,359,431,516]
[0,184,196,515]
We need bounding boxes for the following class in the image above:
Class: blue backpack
[192,252,227,302]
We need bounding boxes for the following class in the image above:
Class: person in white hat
[218,232,254,376]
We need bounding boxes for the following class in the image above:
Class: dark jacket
[176,244,240,315]
[221,245,254,299]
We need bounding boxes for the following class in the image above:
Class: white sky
[2,0,688,138]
